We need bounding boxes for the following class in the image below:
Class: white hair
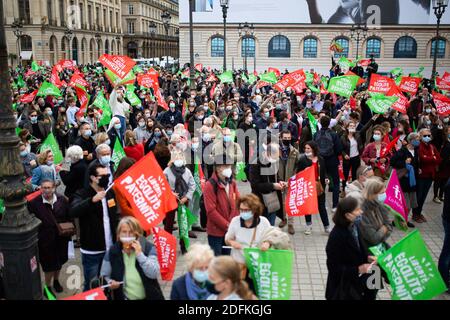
[66,145,84,162]
[95,143,111,155]
[170,133,181,143]
[184,243,214,272]
[107,116,121,132]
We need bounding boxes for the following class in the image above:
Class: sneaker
[192,225,206,232]
[324,226,332,234]
[433,197,442,204]
[279,219,287,228]
[53,280,63,293]
[340,191,346,198]
[304,226,312,235]
[288,224,295,235]
[421,215,428,222]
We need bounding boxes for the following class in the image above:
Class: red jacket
[124,143,144,162]
[361,142,389,165]
[418,142,442,179]
[204,173,239,237]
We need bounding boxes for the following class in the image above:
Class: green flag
[31,61,40,72]
[248,74,257,84]
[327,76,359,98]
[44,285,57,300]
[126,85,141,106]
[321,76,329,89]
[40,133,63,165]
[16,75,25,87]
[16,127,22,136]
[236,162,247,181]
[0,198,5,215]
[217,71,234,84]
[133,65,144,74]
[244,248,294,300]
[410,66,424,78]
[308,83,320,94]
[368,243,388,257]
[376,230,447,300]
[259,72,278,84]
[105,69,136,86]
[307,110,318,136]
[111,138,126,171]
[37,81,62,98]
[93,92,112,128]
[390,67,403,77]
[177,204,198,250]
[367,93,398,114]
[338,56,355,70]
[193,161,203,197]
[241,73,249,83]
[305,72,314,84]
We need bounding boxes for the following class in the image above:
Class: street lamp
[188,0,195,89]
[95,33,102,57]
[0,0,43,300]
[64,27,74,60]
[220,0,229,71]
[161,11,171,70]
[431,0,448,86]
[149,21,157,64]
[350,23,368,60]
[238,22,254,73]
[11,20,23,65]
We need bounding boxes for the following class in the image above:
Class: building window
[18,0,31,23]
[333,37,349,58]
[431,38,446,59]
[242,37,255,57]
[88,5,92,26]
[394,36,417,58]
[59,0,65,25]
[129,4,134,15]
[303,37,318,58]
[366,37,381,58]
[268,35,290,58]
[128,21,135,34]
[211,36,224,57]
[47,0,53,22]
[20,35,32,51]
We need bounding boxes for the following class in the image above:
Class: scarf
[170,165,189,198]
[406,164,416,187]
[185,272,210,300]
[280,145,290,161]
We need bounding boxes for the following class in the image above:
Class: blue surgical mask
[240,211,253,221]
[99,155,111,166]
[114,123,122,130]
[20,150,28,157]
[223,136,232,143]
[154,132,162,138]
[373,134,381,142]
[105,139,111,145]
[30,116,38,123]
[412,140,420,147]
[47,110,53,116]
[192,269,209,283]
[422,136,432,143]
[264,112,270,118]
[167,130,173,136]
[377,193,387,203]
[83,130,92,137]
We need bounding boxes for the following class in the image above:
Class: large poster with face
[180,0,450,25]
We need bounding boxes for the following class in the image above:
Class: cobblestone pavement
[51,181,449,300]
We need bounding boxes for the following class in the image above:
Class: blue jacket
[31,165,59,190]
[170,274,189,300]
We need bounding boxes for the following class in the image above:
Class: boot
[278,219,287,228]
[288,224,295,235]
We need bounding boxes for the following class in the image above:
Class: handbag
[262,192,281,213]
[48,208,76,237]
[397,168,408,179]
[315,160,324,196]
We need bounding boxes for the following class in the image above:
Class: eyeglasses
[362,166,373,174]
[423,135,431,138]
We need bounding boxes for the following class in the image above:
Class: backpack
[315,130,334,157]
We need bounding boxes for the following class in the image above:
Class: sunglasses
[423,135,431,138]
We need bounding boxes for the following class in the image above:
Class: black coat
[74,136,96,165]
[325,224,377,300]
[390,146,419,192]
[60,159,88,201]
[69,186,119,252]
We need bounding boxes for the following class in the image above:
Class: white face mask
[305,152,313,158]
[174,159,184,167]
[120,236,135,244]
[221,168,232,178]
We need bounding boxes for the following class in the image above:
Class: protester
[74,122,96,165]
[345,165,375,205]
[31,150,60,190]
[124,130,144,161]
[438,179,450,294]
[59,145,87,202]
[19,142,37,178]
[361,125,390,179]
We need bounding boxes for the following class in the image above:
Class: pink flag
[384,169,408,223]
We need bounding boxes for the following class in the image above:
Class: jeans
[81,252,105,292]
[208,235,230,256]
[342,156,361,189]
[325,157,340,208]
[438,218,450,291]
[305,194,330,227]
[412,178,433,217]
[266,212,276,226]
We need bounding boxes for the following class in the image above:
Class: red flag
[113,152,178,231]
[75,86,90,112]
[210,82,217,97]
[274,77,293,92]
[268,67,280,77]
[368,74,395,94]
[338,156,345,181]
[206,74,217,82]
[320,84,328,95]
[20,90,38,104]
[381,136,400,158]
[50,66,62,88]
[358,59,371,67]
[63,288,107,300]
[57,59,75,70]
[256,81,270,89]
[99,54,136,79]
[275,69,306,92]
[25,69,36,78]
[349,96,357,110]
[432,91,450,116]
[436,77,450,91]
[26,190,42,202]
[137,73,158,89]
[387,86,409,114]
[442,71,450,83]
[195,64,203,73]
[152,226,177,281]
[154,87,168,110]
[399,77,421,95]
[285,166,318,216]
[69,73,89,88]
[182,68,190,78]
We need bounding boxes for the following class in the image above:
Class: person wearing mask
[392,120,411,151]
[313,116,343,209]
[59,145,88,202]
[204,157,240,256]
[133,115,151,144]
[69,164,120,291]
[340,121,363,196]
[210,127,243,174]
[95,132,111,147]
[345,165,375,206]
[85,107,100,135]
[19,142,37,178]
[144,125,164,154]
[238,110,256,180]
[438,178,450,294]
[436,126,450,203]
[390,133,420,227]
[225,194,272,290]
[109,86,130,139]
[188,106,206,136]
[84,143,114,188]
[298,141,331,235]
[412,128,442,223]
[432,119,448,203]
[28,179,72,299]
[255,106,271,130]
[361,125,390,179]
[74,122,96,165]
[31,150,60,191]
[18,129,33,154]
[19,110,50,153]
[277,111,299,144]
[66,97,80,144]
[107,116,124,148]
[100,217,164,300]
[124,130,144,162]
[325,196,378,300]
[159,100,184,128]
[206,256,254,300]
[224,110,240,130]
[55,113,70,157]
[278,130,301,234]
[170,243,214,300]
[359,178,393,250]
[163,151,196,250]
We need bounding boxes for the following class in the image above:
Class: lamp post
[12,20,23,66]
[238,22,254,73]
[149,22,157,64]
[431,0,448,86]
[188,0,195,89]
[64,27,74,60]
[220,0,229,71]
[0,0,43,300]
[350,23,368,60]
[161,11,171,70]
[95,33,101,57]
